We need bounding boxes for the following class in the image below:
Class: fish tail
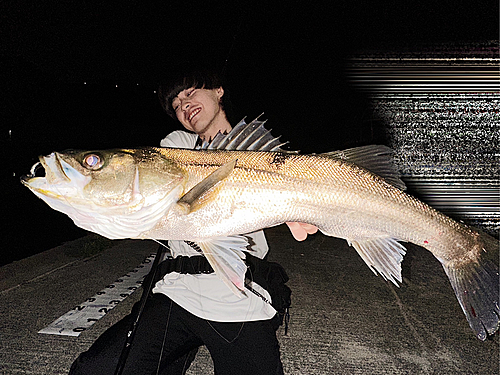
[442,232,499,340]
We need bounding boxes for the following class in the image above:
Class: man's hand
[286,222,318,241]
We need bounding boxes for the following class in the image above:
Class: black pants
[69,293,284,375]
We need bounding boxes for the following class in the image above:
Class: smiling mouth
[188,108,201,122]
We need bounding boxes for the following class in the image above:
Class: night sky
[2,1,497,265]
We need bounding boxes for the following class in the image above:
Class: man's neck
[198,113,232,141]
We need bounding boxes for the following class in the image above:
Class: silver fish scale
[145,150,468,265]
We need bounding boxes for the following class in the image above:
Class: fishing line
[220,11,245,77]
[183,240,255,335]
[43,156,85,219]
[50,181,84,225]
[149,237,172,252]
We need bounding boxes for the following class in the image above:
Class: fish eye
[82,153,103,170]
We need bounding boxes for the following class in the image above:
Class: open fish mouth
[21,159,48,189]
[21,153,89,199]
[21,161,49,187]
[20,161,45,184]
[21,154,54,189]
[29,161,44,178]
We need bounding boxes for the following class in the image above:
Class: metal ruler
[38,254,155,337]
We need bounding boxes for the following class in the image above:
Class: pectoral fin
[177,159,237,213]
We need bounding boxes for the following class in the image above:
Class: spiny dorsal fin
[201,117,288,152]
[177,159,237,213]
[321,145,406,190]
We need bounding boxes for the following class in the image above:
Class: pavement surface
[1,225,499,374]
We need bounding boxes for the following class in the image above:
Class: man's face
[171,87,225,137]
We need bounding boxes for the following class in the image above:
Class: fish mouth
[21,153,89,198]
[22,153,63,185]
[21,161,44,183]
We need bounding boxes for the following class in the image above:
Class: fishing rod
[114,241,168,375]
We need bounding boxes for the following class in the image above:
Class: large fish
[21,119,499,340]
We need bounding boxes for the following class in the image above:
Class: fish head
[21,148,186,239]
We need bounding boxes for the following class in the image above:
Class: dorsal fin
[201,117,288,152]
[321,145,406,190]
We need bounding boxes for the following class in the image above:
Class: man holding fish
[68,70,308,374]
[23,70,498,374]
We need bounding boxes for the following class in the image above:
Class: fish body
[21,120,499,340]
[146,148,477,265]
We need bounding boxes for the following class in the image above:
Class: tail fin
[442,232,499,340]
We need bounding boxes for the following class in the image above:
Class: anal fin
[348,237,407,286]
[195,235,250,297]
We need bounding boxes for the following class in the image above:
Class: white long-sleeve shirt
[152,130,276,322]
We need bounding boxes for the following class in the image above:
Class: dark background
[2,1,498,266]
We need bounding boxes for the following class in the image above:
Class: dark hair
[158,69,231,120]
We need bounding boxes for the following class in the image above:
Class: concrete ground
[1,225,498,374]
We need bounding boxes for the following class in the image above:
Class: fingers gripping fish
[21,119,499,340]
